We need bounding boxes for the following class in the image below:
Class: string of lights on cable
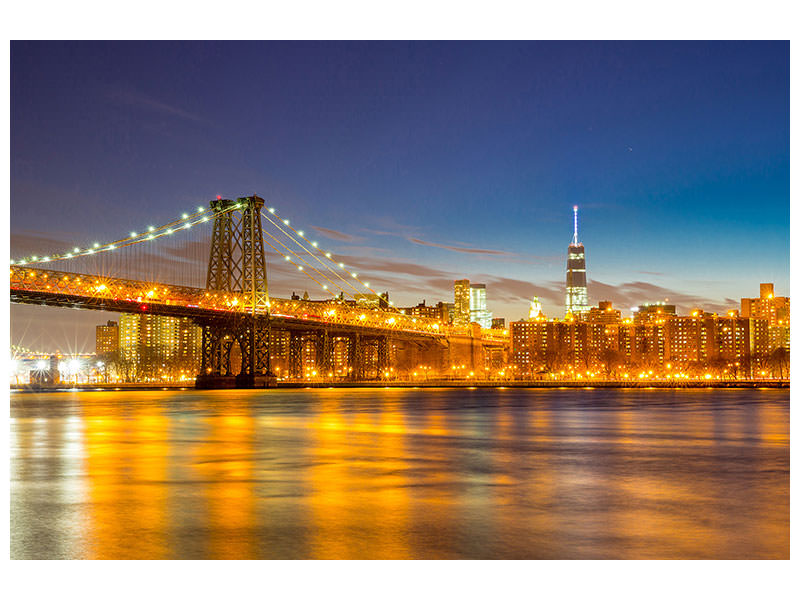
[260,226,354,299]
[260,236,341,299]
[9,202,241,266]
[260,207,400,310]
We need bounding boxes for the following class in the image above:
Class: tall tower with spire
[565,205,589,316]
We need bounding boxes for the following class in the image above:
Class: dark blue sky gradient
[10,41,789,352]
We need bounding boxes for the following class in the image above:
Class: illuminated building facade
[353,292,390,308]
[510,319,548,376]
[740,283,789,352]
[469,283,492,329]
[633,302,676,324]
[587,301,621,325]
[741,283,790,326]
[119,313,201,380]
[454,279,471,325]
[565,206,589,316]
[529,297,543,320]
[400,300,441,320]
[665,315,705,363]
[95,320,119,355]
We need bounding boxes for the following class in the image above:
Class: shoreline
[9,379,789,392]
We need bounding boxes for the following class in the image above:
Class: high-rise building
[454,279,471,325]
[96,320,119,355]
[741,283,789,327]
[119,313,201,381]
[740,283,790,354]
[565,206,589,316]
[469,283,493,329]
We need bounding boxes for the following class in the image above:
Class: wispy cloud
[311,225,362,243]
[108,88,208,124]
[407,237,515,256]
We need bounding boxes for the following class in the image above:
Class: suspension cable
[11,202,238,267]
[261,237,339,299]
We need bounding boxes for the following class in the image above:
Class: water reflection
[10,388,790,559]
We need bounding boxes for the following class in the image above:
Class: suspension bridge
[10,195,509,387]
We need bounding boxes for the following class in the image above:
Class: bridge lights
[148,226,155,232]
[93,243,100,248]
[268,207,275,213]
[297,230,304,237]
[283,219,290,225]
[182,213,189,219]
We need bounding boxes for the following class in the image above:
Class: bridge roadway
[10,265,510,344]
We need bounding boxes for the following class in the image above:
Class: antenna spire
[572,205,579,245]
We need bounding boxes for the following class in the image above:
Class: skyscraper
[469,283,492,329]
[565,205,589,316]
[454,279,471,325]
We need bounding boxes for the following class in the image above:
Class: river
[10,387,789,559]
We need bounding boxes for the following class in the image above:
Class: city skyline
[10,41,789,352]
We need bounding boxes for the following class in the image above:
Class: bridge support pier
[315,331,334,377]
[289,332,303,378]
[195,316,276,389]
[348,333,364,381]
[376,336,389,379]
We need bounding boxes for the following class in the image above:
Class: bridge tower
[196,195,275,388]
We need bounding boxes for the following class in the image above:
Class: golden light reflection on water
[83,399,169,559]
[307,396,412,559]
[196,412,257,559]
[9,388,790,559]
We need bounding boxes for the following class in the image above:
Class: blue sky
[10,41,789,352]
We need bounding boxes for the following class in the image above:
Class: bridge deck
[11,266,510,344]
